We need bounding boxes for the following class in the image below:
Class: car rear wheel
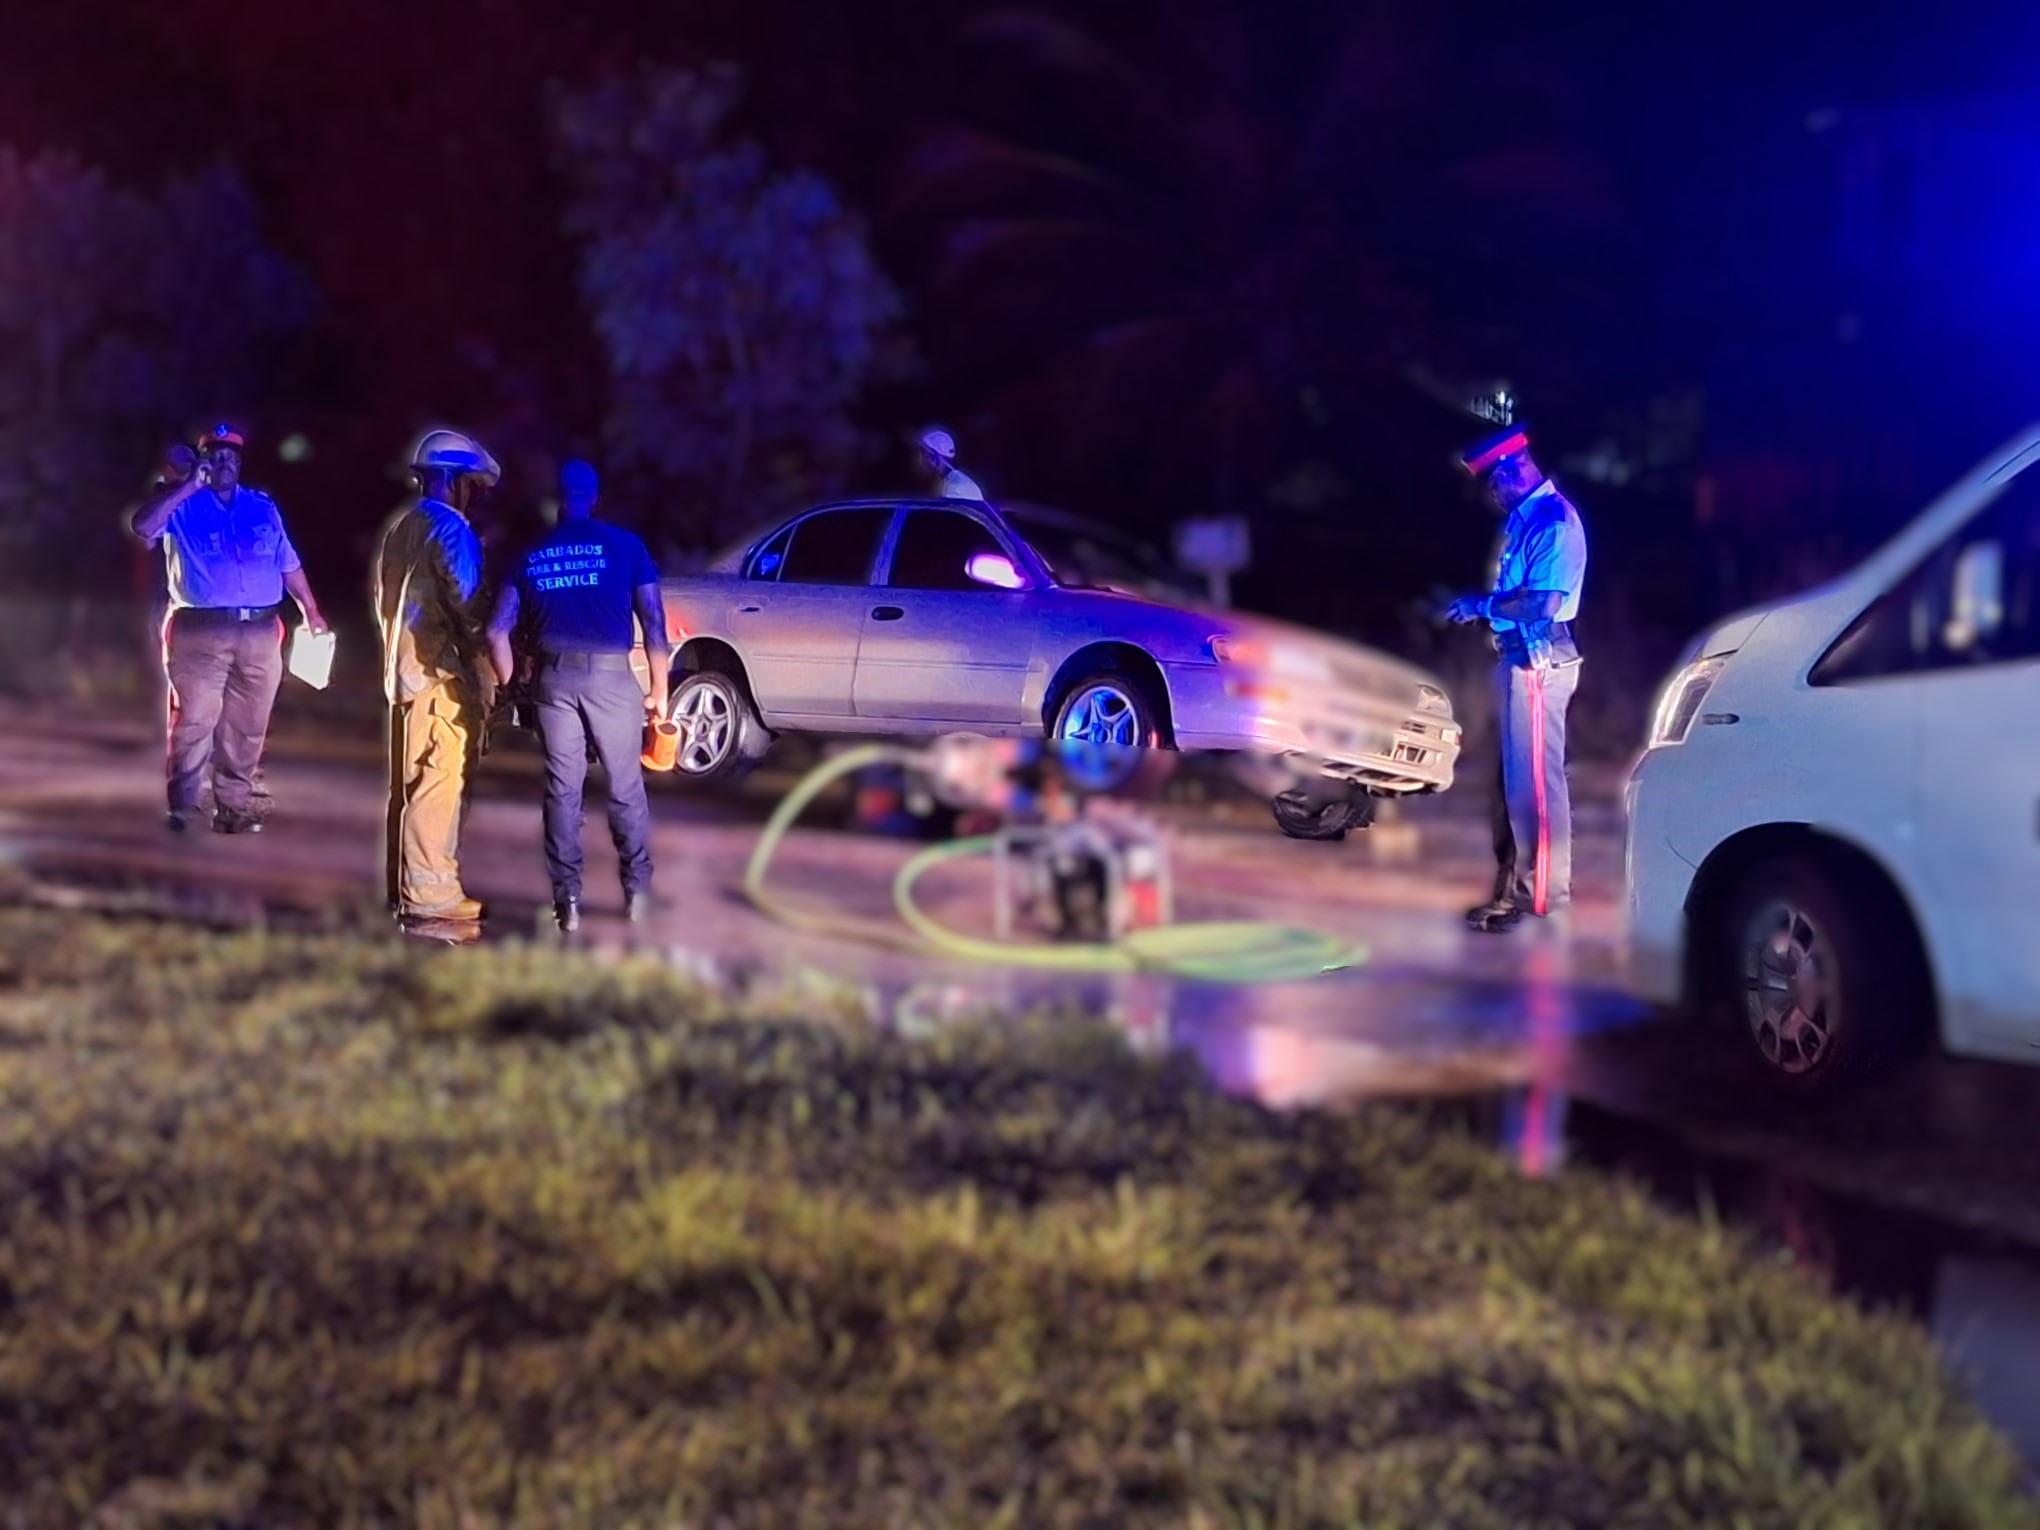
[1714,854,1927,1093]
[667,669,768,783]
[1049,671,1167,794]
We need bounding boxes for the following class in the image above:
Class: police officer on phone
[486,460,668,932]
[1442,422,1588,933]
[129,424,329,834]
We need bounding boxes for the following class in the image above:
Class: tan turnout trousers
[375,498,489,920]
[384,680,482,917]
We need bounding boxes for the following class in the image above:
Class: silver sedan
[655,499,1461,835]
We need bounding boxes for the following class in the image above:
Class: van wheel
[1715,855,1926,1093]
[667,669,769,783]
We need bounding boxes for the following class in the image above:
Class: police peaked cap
[1459,423,1531,477]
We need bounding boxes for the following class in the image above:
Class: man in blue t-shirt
[486,460,669,931]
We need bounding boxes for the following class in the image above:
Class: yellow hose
[742,743,1365,983]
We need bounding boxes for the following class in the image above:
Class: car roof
[802,497,992,512]
[709,498,1175,582]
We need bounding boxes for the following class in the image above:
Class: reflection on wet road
[6,706,2039,1466]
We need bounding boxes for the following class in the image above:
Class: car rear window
[778,507,893,587]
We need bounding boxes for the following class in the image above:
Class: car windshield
[1008,511,1199,601]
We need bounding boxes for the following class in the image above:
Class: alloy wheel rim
[1056,683,1143,788]
[675,682,735,774]
[1741,899,1835,1075]
[1058,684,1140,747]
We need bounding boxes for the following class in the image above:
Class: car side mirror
[966,551,1025,590]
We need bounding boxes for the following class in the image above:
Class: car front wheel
[1049,671,1167,794]
[666,669,768,783]
[1714,854,1927,1092]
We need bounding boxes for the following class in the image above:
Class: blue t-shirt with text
[516,518,659,654]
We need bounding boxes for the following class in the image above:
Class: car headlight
[1648,655,1729,749]
[1208,635,1264,666]
[1209,635,1331,685]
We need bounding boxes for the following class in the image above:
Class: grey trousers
[534,664,654,903]
[164,610,284,817]
[1490,659,1580,915]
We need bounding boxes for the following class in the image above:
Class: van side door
[1823,463,2040,1056]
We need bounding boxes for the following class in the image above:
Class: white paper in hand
[287,628,337,690]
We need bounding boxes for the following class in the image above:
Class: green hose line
[742,742,1366,983]
[890,837,1364,982]
[742,744,933,954]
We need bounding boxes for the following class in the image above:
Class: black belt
[174,602,282,625]
[540,650,636,671]
[1495,621,1581,669]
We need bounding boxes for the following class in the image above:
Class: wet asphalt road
[2,700,2036,1250]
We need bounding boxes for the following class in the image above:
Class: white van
[1626,424,2040,1089]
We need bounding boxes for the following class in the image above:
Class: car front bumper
[1163,661,1460,794]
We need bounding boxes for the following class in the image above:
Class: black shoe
[1466,897,1524,933]
[212,810,263,835]
[165,810,195,834]
[555,897,582,933]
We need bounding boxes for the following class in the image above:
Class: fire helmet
[410,429,501,486]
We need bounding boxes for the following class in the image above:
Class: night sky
[9,0,2032,645]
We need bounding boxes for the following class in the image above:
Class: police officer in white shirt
[129,424,329,834]
[920,427,985,502]
[1443,423,1588,932]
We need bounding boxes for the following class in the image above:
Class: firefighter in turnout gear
[374,429,501,940]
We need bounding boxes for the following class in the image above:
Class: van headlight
[1648,656,1728,749]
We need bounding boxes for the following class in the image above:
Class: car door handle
[871,606,905,621]
[736,602,763,614]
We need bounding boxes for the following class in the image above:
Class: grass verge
[0,910,2028,1528]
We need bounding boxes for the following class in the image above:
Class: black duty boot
[1465,897,1524,933]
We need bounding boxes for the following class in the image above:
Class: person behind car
[128,424,329,835]
[1442,422,1589,933]
[920,427,985,502]
[486,459,668,933]
[374,429,500,939]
